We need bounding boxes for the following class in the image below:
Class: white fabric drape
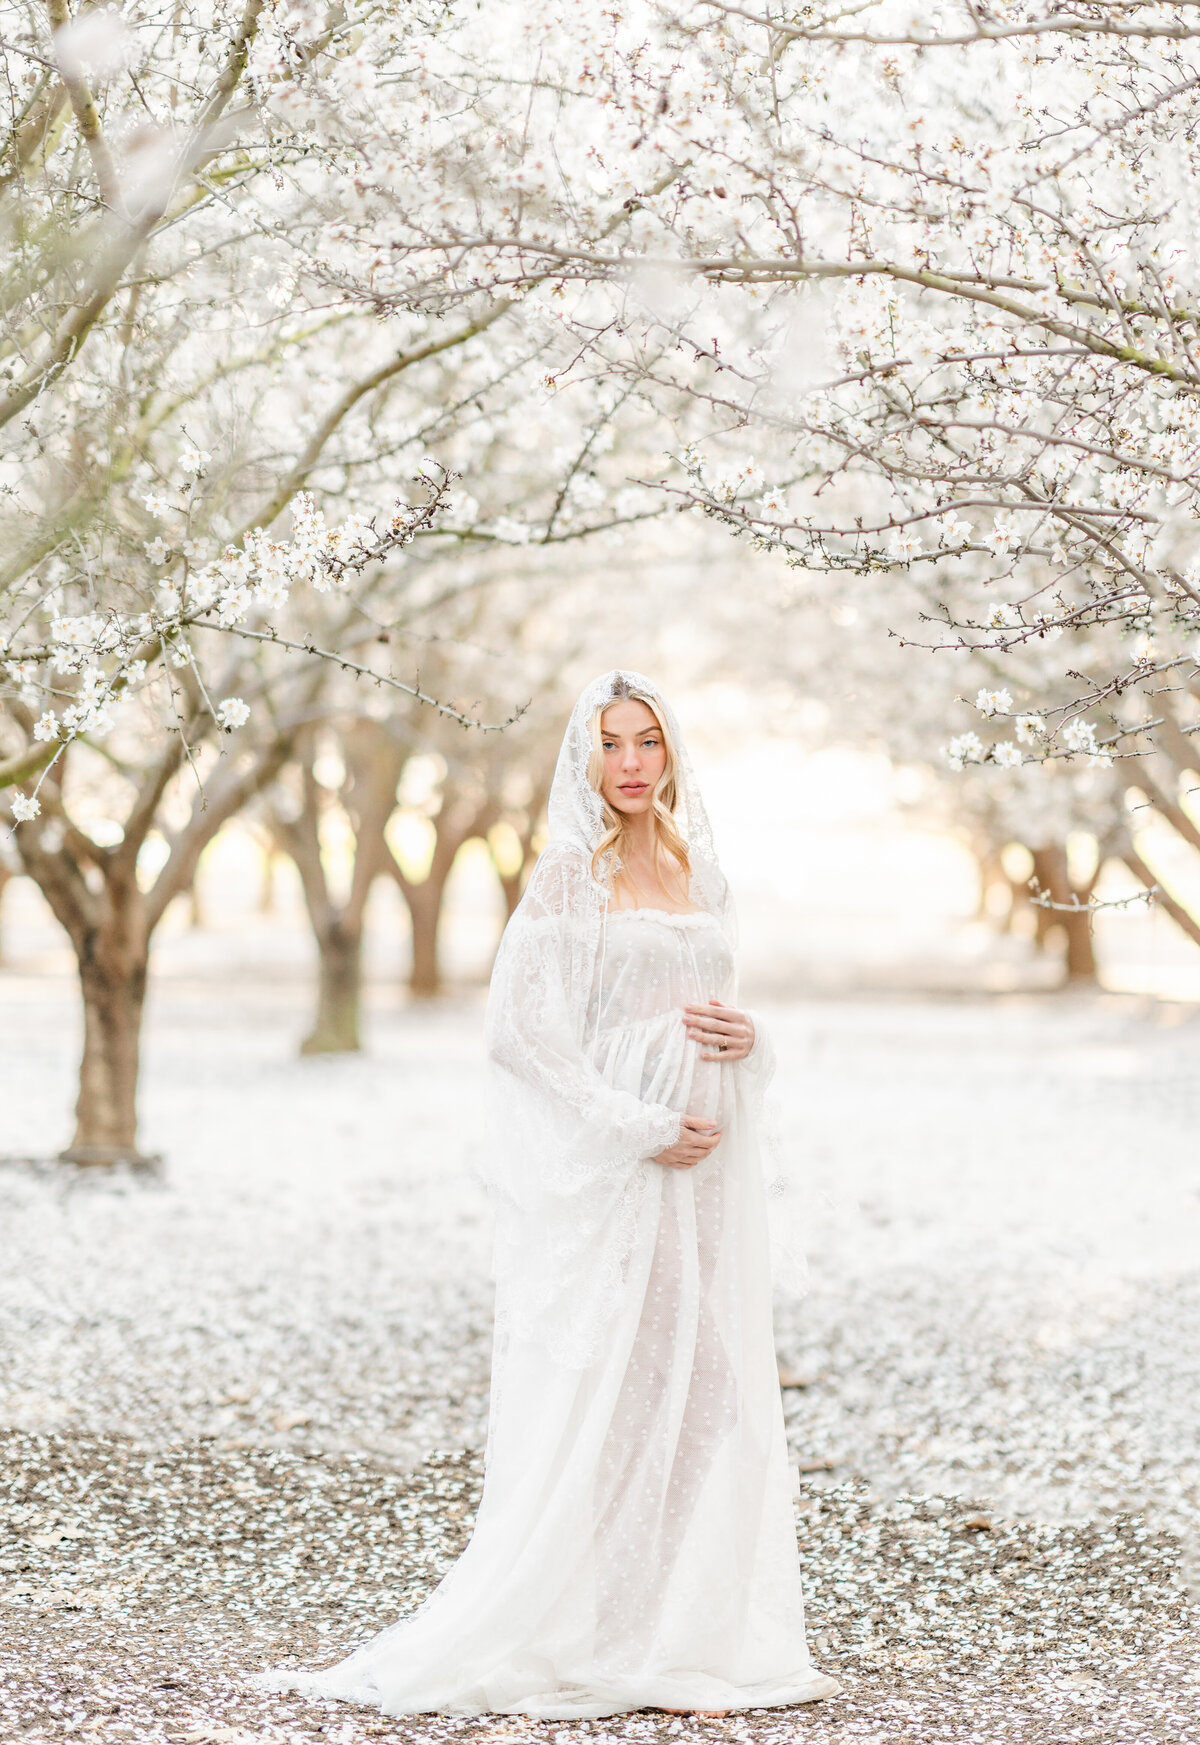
[254,671,835,1719]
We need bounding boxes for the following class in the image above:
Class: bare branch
[45,0,121,209]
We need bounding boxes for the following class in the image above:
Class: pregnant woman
[257,669,838,1719]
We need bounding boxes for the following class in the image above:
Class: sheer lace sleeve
[484,844,682,1207]
[482,845,683,1367]
[741,1009,775,1082]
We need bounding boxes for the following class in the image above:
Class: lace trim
[607,908,720,929]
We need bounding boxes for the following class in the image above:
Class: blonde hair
[587,681,691,895]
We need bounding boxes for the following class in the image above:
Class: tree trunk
[1061,905,1098,982]
[1030,845,1098,984]
[14,729,294,1164]
[0,860,10,965]
[259,842,282,913]
[393,810,496,996]
[1123,844,1200,951]
[486,796,547,926]
[65,934,151,1166]
[301,921,363,1053]
[269,722,403,1052]
[407,871,450,996]
[497,868,523,920]
[387,806,493,999]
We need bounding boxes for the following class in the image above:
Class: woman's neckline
[607,905,716,924]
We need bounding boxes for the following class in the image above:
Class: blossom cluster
[4,473,451,824]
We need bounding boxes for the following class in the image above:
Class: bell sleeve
[484,845,682,1203]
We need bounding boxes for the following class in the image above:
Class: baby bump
[593,1011,733,1130]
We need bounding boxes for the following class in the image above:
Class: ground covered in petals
[3,971,1199,1742]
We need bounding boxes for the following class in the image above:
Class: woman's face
[599,698,667,816]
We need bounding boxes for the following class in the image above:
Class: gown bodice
[591,908,737,1136]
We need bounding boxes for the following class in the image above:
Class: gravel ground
[3,966,1200,1742]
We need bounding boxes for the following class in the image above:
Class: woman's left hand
[683,998,755,1062]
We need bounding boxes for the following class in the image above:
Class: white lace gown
[260,901,832,1719]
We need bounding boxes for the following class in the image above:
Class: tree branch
[0,735,59,789]
[1123,843,1200,952]
[46,0,121,209]
[143,729,292,932]
[235,298,516,536]
[705,0,1200,46]
[0,0,266,430]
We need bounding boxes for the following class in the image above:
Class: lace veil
[543,669,724,904]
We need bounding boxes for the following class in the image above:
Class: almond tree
[6,475,477,1162]
[0,0,599,1155]
[382,684,559,999]
[266,714,401,1054]
[265,559,609,1043]
[375,0,1200,953]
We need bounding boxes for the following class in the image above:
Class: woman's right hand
[654,1116,721,1170]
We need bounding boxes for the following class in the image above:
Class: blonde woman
[258,670,838,1719]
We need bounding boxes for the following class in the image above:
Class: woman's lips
[619,782,647,793]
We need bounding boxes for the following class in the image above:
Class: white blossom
[565,473,606,514]
[1061,719,1100,755]
[1031,614,1064,643]
[982,517,1020,557]
[10,793,41,822]
[946,732,984,770]
[32,711,60,743]
[489,516,532,545]
[61,695,113,736]
[975,688,1013,717]
[50,614,103,650]
[992,741,1023,768]
[938,512,971,548]
[216,583,253,626]
[713,461,765,503]
[253,576,291,611]
[216,697,251,731]
[888,528,924,562]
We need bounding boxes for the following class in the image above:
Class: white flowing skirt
[255,1012,834,1718]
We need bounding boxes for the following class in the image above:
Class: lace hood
[545,669,719,895]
